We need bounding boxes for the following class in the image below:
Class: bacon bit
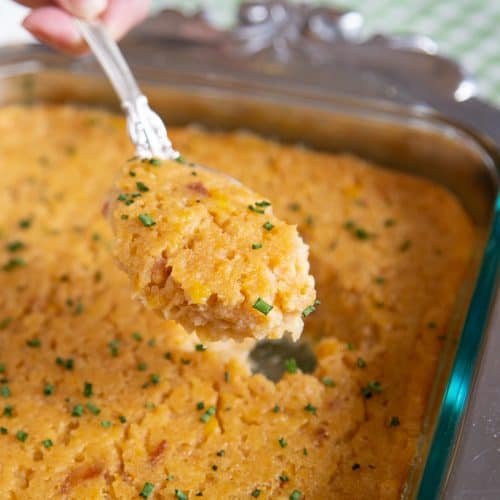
[150,258,172,287]
[186,182,209,196]
[61,464,103,495]
[149,440,168,465]
[314,426,330,446]
[101,199,110,218]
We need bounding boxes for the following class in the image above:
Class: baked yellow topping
[108,157,316,342]
[0,105,474,499]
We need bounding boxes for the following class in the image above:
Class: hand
[18,0,150,54]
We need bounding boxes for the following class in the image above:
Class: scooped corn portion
[108,157,316,341]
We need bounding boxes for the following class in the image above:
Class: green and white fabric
[154,0,500,105]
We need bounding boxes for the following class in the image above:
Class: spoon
[77,20,318,379]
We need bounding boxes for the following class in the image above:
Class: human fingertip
[57,0,107,19]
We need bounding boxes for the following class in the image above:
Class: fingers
[21,0,150,55]
[22,6,86,54]
[55,0,107,19]
[101,0,150,40]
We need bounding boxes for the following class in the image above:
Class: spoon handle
[76,20,178,160]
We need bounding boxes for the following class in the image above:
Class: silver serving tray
[0,2,498,498]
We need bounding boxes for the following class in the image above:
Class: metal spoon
[76,20,178,160]
[77,20,318,381]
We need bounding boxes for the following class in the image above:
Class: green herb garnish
[1,386,11,398]
[248,205,265,214]
[175,490,188,500]
[18,218,32,229]
[42,439,53,449]
[132,331,143,342]
[140,482,155,498]
[273,404,280,413]
[150,374,160,385]
[137,362,147,371]
[322,377,336,387]
[216,449,225,457]
[290,491,303,500]
[3,257,26,271]
[119,415,127,423]
[302,299,321,318]
[83,382,93,398]
[43,383,55,395]
[278,437,287,448]
[356,357,366,369]
[262,221,274,231]
[101,420,112,428]
[251,243,263,250]
[195,344,207,352]
[136,181,149,193]
[138,213,156,227]
[149,158,161,166]
[279,475,289,482]
[200,406,216,423]
[304,403,317,415]
[86,403,101,415]
[26,338,41,348]
[284,358,298,374]
[389,416,400,427]
[3,405,13,417]
[72,405,84,417]
[16,430,28,442]
[255,200,271,207]
[251,489,261,497]
[253,297,273,315]
[55,357,74,370]
[108,339,119,357]
[6,241,25,252]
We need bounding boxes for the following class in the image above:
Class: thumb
[56,0,107,19]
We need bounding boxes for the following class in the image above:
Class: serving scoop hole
[249,337,317,382]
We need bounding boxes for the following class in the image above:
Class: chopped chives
[290,491,303,500]
[43,383,55,395]
[137,362,147,371]
[0,363,4,373]
[200,406,216,423]
[3,257,26,271]
[42,439,53,449]
[262,221,274,231]
[132,331,143,341]
[118,415,127,423]
[0,427,7,434]
[26,338,41,348]
[101,420,112,428]
[175,490,188,500]
[216,449,225,457]
[195,343,207,352]
[136,181,149,192]
[140,482,155,498]
[18,218,32,229]
[302,299,321,318]
[108,339,119,357]
[72,405,84,417]
[278,437,287,448]
[86,403,100,415]
[150,374,160,385]
[279,475,289,482]
[322,377,335,387]
[251,489,261,497]
[304,403,317,415]
[120,214,129,220]
[16,430,28,442]
[248,205,265,214]
[55,357,74,370]
[253,297,273,315]
[138,213,156,227]
[83,382,93,398]
[356,358,367,369]
[149,158,161,166]
[284,358,298,374]
[255,200,271,207]
[251,243,263,250]
[0,386,11,398]
[273,404,280,413]
[6,241,25,252]
[389,416,400,427]
[196,401,205,410]
[2,405,13,417]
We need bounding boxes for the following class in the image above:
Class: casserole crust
[0,105,474,499]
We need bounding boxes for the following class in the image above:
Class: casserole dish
[0,2,498,498]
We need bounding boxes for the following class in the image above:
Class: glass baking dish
[0,4,498,498]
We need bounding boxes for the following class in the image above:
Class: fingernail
[58,0,107,19]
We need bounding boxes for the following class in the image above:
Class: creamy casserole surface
[0,106,474,499]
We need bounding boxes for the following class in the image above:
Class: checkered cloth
[155,0,500,105]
